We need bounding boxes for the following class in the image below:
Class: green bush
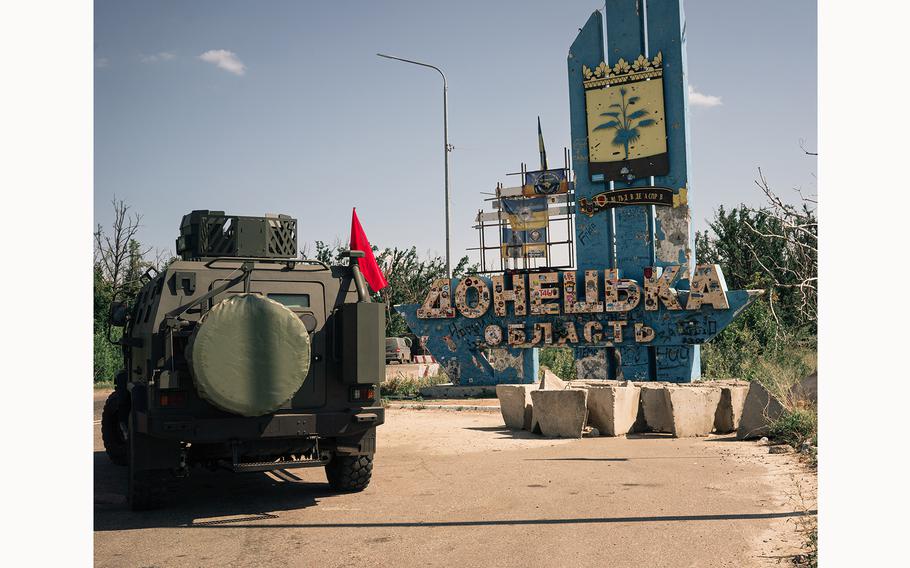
[769,408,817,449]
[539,347,576,380]
[701,298,816,397]
[94,328,122,384]
[381,372,450,398]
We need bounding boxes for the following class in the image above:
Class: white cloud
[140,51,176,64]
[198,49,246,76]
[688,85,722,108]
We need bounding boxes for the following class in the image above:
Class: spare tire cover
[187,293,311,416]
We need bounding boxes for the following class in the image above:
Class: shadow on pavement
[524,457,628,462]
[462,426,543,439]
[181,510,818,530]
[94,451,334,532]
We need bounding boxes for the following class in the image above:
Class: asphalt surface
[93,390,815,567]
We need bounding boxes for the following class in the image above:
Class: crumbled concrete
[664,386,723,437]
[769,445,792,454]
[794,371,817,405]
[540,369,568,390]
[495,384,536,430]
[530,389,588,438]
[714,384,749,434]
[639,383,674,433]
[584,383,641,436]
[737,381,786,440]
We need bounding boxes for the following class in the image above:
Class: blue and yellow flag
[501,196,548,231]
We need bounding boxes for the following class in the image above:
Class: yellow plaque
[582,53,669,181]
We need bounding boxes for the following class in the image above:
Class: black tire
[325,455,373,492]
[101,390,129,466]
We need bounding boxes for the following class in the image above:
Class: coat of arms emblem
[583,52,668,182]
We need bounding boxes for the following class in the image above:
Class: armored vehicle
[102,210,385,510]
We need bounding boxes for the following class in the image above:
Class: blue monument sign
[397,1,760,385]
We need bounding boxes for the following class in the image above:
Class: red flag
[349,208,388,292]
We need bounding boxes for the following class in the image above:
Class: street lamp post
[376,53,452,279]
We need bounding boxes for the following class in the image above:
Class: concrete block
[713,384,749,434]
[665,386,722,437]
[639,384,674,433]
[737,381,786,440]
[541,369,568,390]
[385,362,441,381]
[794,371,817,405]
[530,389,588,438]
[495,384,536,430]
[584,383,641,436]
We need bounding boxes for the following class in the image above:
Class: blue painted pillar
[645,0,699,380]
[569,1,699,381]
[569,13,615,381]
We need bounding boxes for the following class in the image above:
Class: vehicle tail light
[350,386,375,403]
[159,391,186,407]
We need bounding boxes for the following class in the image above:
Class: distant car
[385,337,412,364]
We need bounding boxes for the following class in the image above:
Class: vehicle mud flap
[128,412,180,510]
[129,412,182,471]
[334,427,376,456]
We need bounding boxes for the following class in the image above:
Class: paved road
[93,391,814,567]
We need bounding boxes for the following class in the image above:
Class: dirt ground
[93,391,816,568]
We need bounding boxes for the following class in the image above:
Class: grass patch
[94,381,114,390]
[381,372,449,399]
[793,525,817,567]
[769,407,818,469]
[769,408,817,448]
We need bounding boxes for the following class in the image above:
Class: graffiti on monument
[396,1,761,385]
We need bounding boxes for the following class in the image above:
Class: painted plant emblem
[583,53,669,182]
[593,87,657,161]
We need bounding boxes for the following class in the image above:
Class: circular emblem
[534,171,562,194]
[483,324,503,346]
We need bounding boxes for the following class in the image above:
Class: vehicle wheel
[101,390,129,466]
[325,454,373,492]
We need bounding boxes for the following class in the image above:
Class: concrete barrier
[639,384,674,434]
[530,389,588,438]
[418,384,498,398]
[737,381,786,440]
[496,384,536,430]
[664,386,722,437]
[584,383,641,436]
[714,384,749,434]
[794,371,817,405]
[384,363,441,381]
[540,369,568,390]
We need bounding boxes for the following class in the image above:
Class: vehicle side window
[268,293,310,308]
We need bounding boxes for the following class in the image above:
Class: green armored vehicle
[102,210,385,510]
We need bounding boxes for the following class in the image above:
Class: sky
[94,0,817,264]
